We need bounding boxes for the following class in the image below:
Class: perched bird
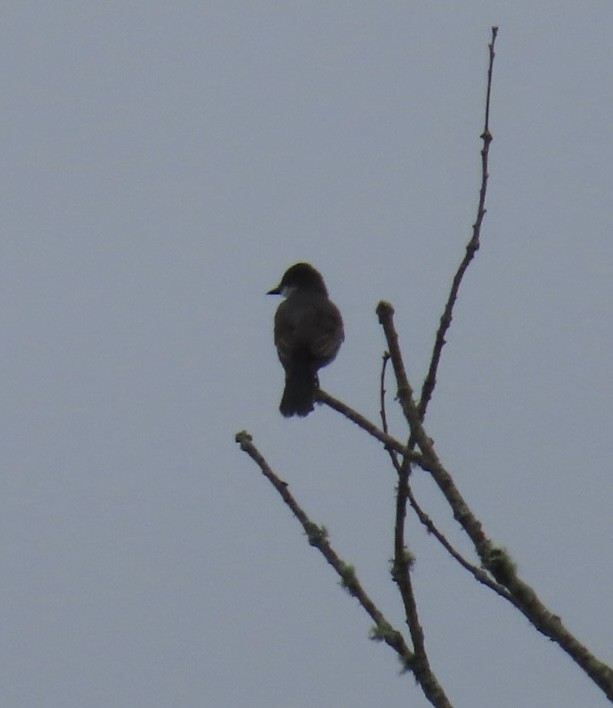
[268,263,344,417]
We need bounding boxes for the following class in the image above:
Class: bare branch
[381,338,509,601]
[376,304,613,700]
[419,26,499,420]
[379,353,394,443]
[392,463,430,669]
[234,432,410,655]
[240,26,613,705]
[382,344,443,692]
[381,330,451,698]
[405,483,513,602]
[235,430,455,707]
[315,388,425,468]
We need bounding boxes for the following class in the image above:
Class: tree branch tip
[234,430,252,446]
[376,301,395,320]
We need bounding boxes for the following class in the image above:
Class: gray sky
[2,3,612,707]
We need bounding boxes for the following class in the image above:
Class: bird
[267,263,344,417]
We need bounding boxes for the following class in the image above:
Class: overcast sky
[2,3,612,707]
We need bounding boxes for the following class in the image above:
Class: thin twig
[405,483,513,602]
[315,388,425,468]
[379,354,393,440]
[379,352,403,475]
[419,26,498,420]
[400,26,509,601]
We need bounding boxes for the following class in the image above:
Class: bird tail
[280,368,316,417]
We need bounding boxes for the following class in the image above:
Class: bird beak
[267,286,281,295]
